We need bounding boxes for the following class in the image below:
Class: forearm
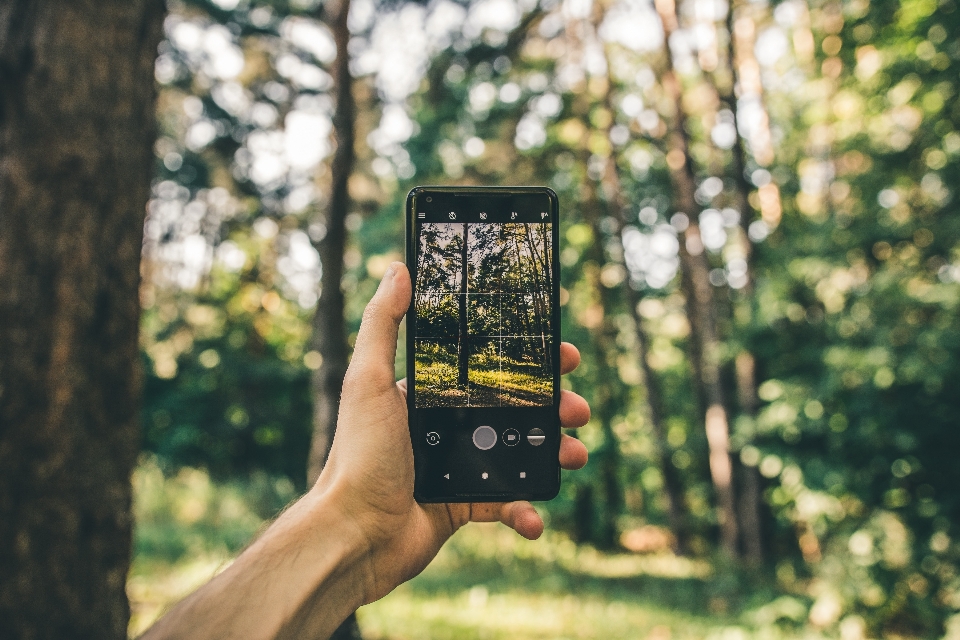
[141,487,369,640]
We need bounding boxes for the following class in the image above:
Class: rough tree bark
[0,1,164,638]
[305,0,362,637]
[654,0,740,559]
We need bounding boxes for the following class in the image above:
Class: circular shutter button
[527,428,545,446]
[472,425,497,450]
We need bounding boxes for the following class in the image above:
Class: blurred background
[130,0,960,637]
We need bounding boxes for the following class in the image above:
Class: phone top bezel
[405,185,562,503]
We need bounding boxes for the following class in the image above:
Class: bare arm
[141,263,591,639]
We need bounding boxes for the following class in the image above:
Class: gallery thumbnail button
[503,428,520,446]
[527,428,545,446]
[426,432,440,445]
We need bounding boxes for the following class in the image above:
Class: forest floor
[416,356,552,407]
[128,459,823,639]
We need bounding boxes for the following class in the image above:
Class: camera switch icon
[426,432,440,445]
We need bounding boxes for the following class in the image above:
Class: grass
[128,461,828,639]
[415,345,552,407]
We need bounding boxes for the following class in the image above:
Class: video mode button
[503,428,520,446]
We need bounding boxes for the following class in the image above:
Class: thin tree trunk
[721,0,766,565]
[305,1,361,636]
[590,20,691,552]
[561,9,623,551]
[0,1,164,637]
[654,0,739,559]
[578,148,623,551]
[308,0,355,484]
[457,222,469,386]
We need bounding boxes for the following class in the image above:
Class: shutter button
[472,426,497,450]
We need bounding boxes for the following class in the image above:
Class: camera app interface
[414,217,554,408]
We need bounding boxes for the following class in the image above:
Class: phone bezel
[405,185,562,503]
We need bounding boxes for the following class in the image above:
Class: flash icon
[448,211,456,220]
[541,212,548,219]
[480,212,488,220]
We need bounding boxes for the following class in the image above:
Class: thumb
[344,262,411,391]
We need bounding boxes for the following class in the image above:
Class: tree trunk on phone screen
[0,1,163,637]
[655,0,740,559]
[458,222,469,387]
[305,0,361,635]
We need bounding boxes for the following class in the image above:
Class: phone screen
[406,187,560,502]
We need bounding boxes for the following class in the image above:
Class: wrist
[142,485,371,640]
[275,483,372,611]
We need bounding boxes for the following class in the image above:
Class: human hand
[314,262,590,605]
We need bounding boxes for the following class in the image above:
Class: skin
[142,263,591,640]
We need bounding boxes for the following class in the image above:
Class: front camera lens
[426,196,433,202]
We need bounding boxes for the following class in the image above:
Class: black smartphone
[405,186,561,503]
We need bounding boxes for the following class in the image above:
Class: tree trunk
[721,0,767,565]
[591,23,691,553]
[305,1,362,636]
[578,149,624,551]
[654,0,739,559]
[0,1,164,638]
[457,222,469,387]
[307,0,355,484]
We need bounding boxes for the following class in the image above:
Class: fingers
[345,263,412,391]
[559,389,590,428]
[468,502,544,540]
[559,434,588,470]
[559,342,580,375]
[500,502,544,540]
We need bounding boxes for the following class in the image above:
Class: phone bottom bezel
[414,484,560,504]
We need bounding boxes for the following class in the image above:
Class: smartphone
[405,186,561,503]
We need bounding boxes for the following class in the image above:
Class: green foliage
[140,0,960,636]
